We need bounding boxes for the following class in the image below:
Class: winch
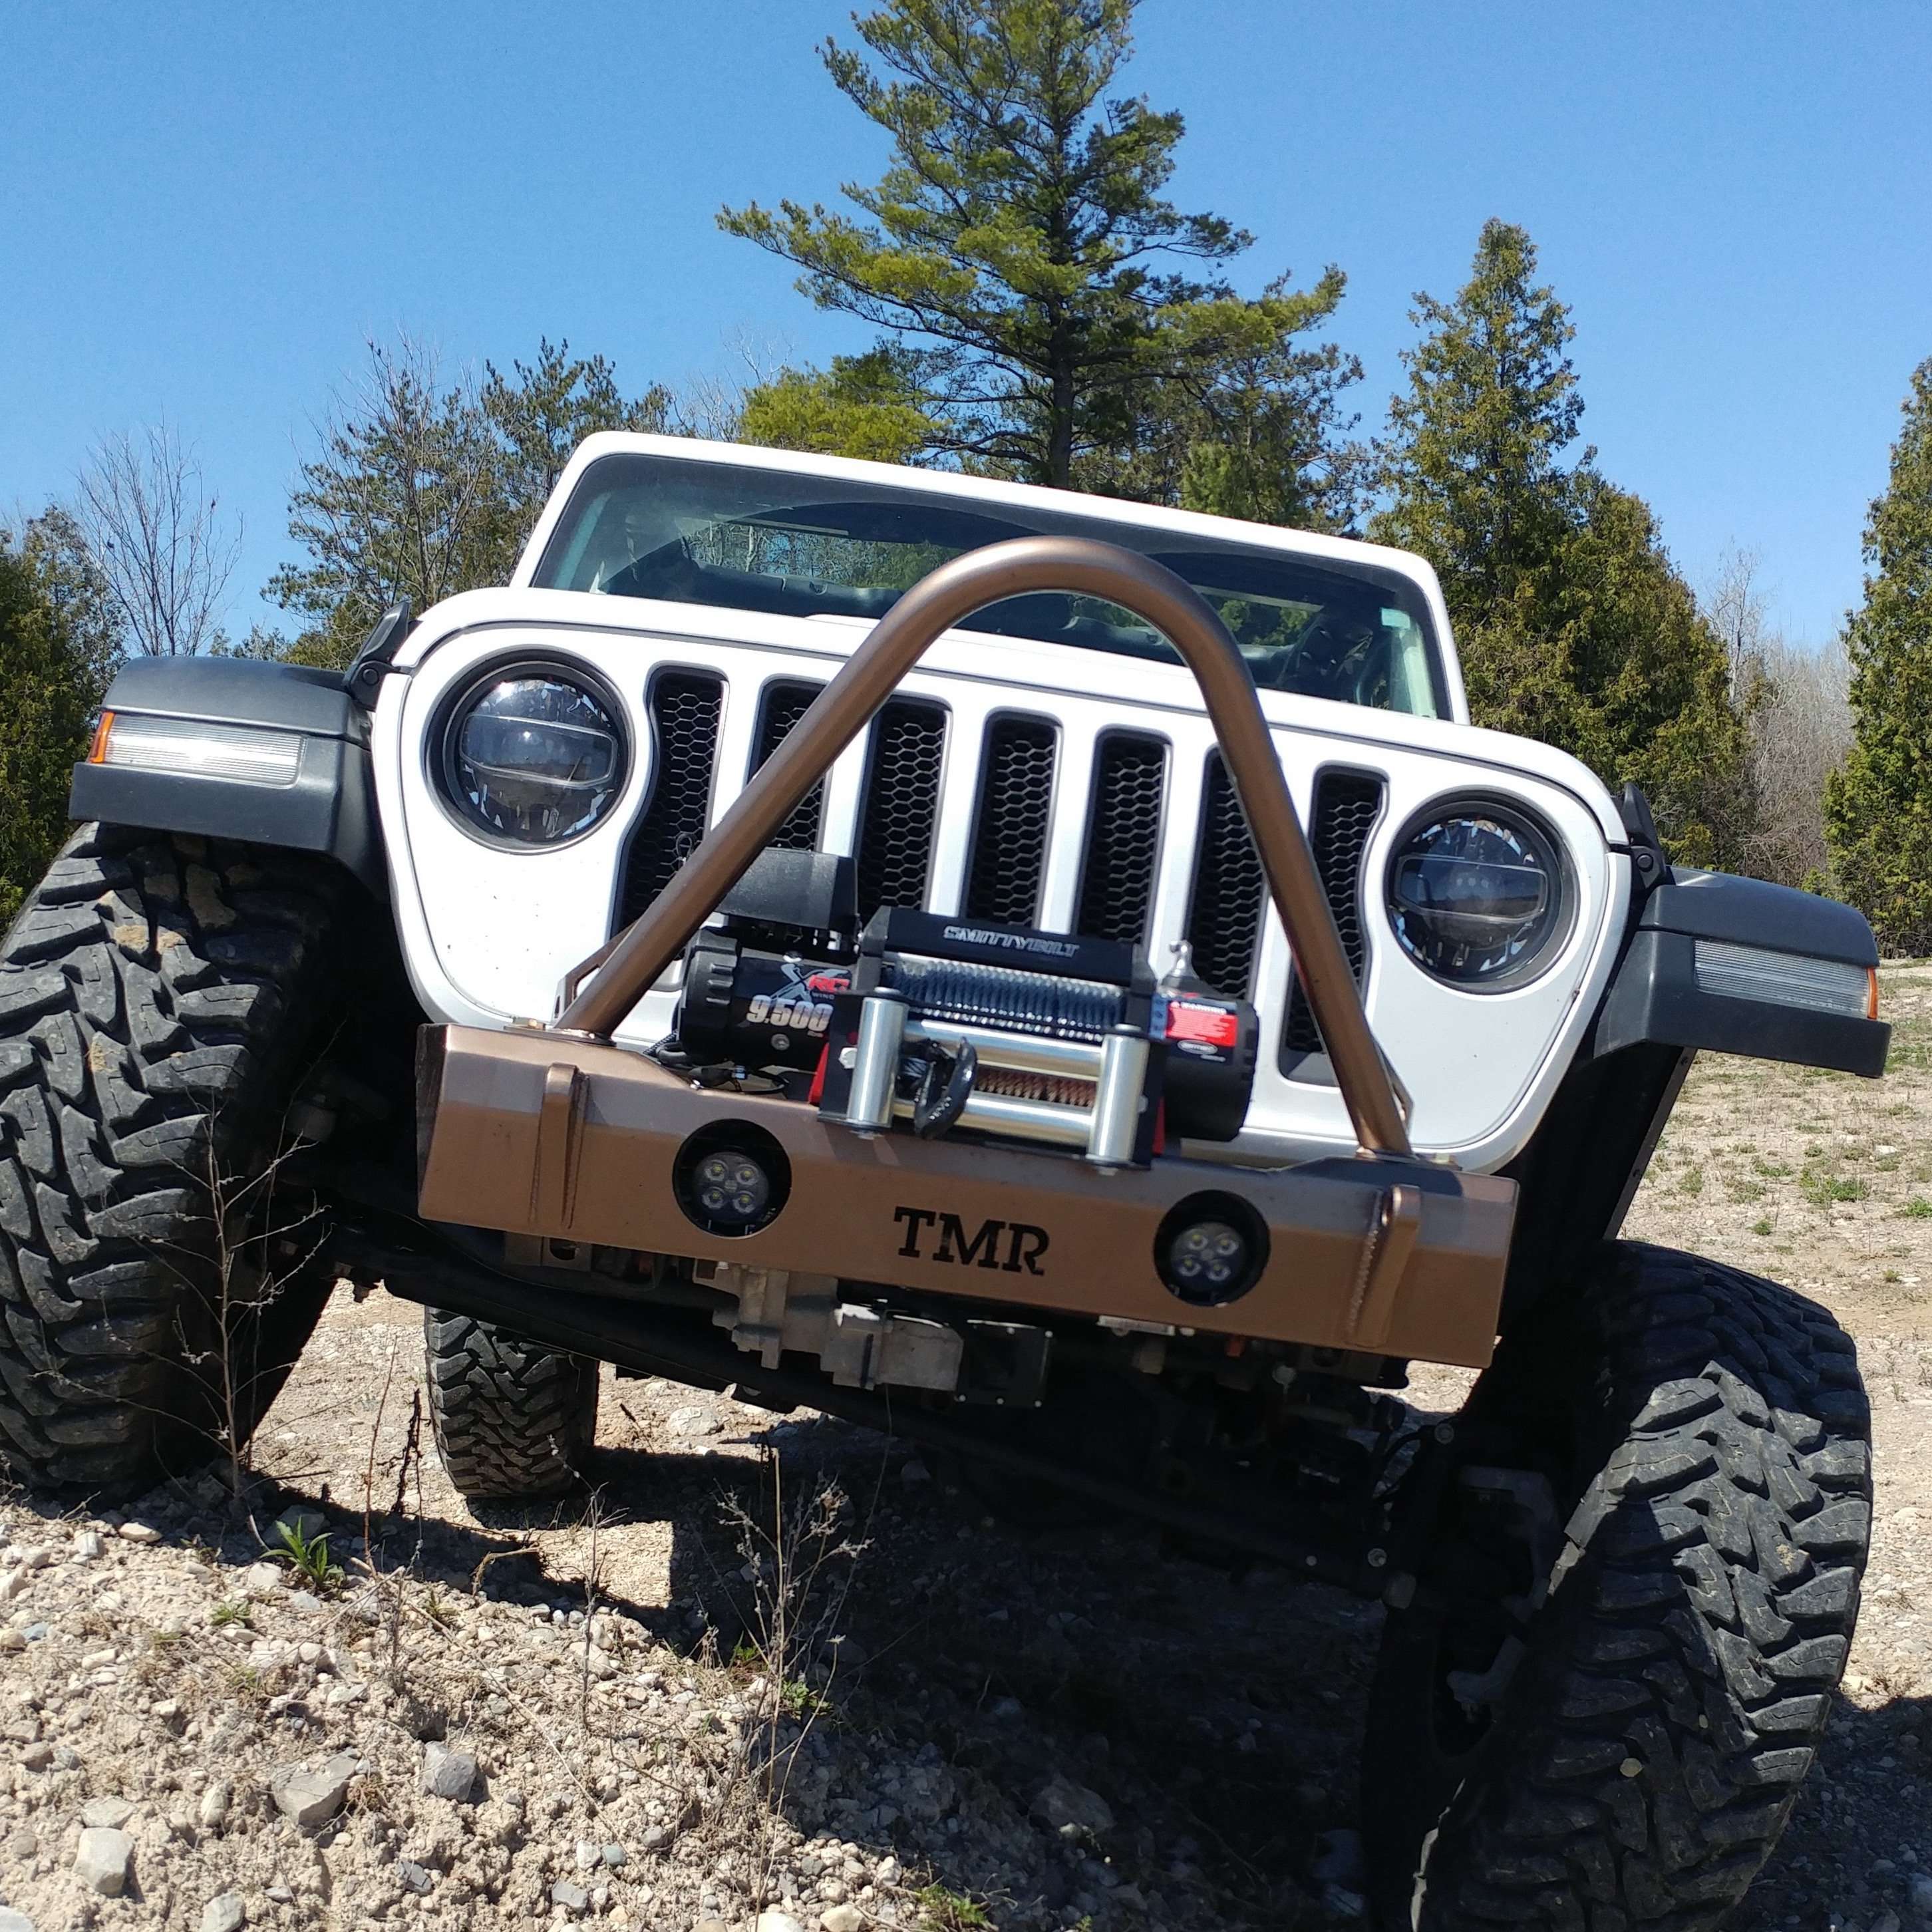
[670,852,1257,1162]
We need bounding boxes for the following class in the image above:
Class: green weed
[271,1520,345,1596]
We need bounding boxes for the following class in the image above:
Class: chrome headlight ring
[434,659,631,850]
[1384,796,1573,991]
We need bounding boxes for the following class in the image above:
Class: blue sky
[3,1,1928,647]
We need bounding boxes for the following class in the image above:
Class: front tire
[423,1309,599,1502]
[1363,1243,1870,1932]
[0,826,348,1492]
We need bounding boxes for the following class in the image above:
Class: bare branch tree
[1702,548,1852,886]
[76,420,241,655]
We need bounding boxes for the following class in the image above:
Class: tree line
[6,0,1929,947]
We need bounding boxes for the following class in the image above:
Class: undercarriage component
[703,1262,965,1392]
[416,1021,1515,1367]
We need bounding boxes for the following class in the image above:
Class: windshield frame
[528,448,1453,720]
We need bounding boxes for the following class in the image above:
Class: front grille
[963,716,1057,927]
[618,671,723,923]
[750,679,827,851]
[605,667,1388,1098]
[1185,752,1267,997]
[1282,771,1385,1060]
[856,699,948,923]
[1075,732,1166,948]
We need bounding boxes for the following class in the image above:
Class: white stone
[117,1522,161,1544]
[199,1780,232,1828]
[80,1796,135,1829]
[821,1909,866,1932]
[0,1569,23,1604]
[755,1915,808,1932]
[200,1895,247,1932]
[0,1908,37,1932]
[75,1826,136,1895]
[72,1531,103,1561]
[240,1561,285,1595]
[271,1752,358,1828]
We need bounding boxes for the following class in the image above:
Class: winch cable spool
[886,955,1124,1041]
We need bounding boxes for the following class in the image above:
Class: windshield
[532,452,1446,717]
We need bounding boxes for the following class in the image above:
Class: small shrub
[1752,1218,1774,1237]
[210,1599,251,1628]
[1800,1169,1867,1209]
[1901,1196,1932,1219]
[1677,1166,1704,1198]
[916,1886,995,1931]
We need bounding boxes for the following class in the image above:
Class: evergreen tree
[738,347,939,464]
[1374,221,1754,866]
[719,0,1345,490]
[1824,358,1932,949]
[0,522,114,926]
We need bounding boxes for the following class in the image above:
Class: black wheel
[1363,1242,1869,1932]
[423,1309,599,1501]
[0,826,349,1492]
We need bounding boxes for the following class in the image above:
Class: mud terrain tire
[0,826,347,1492]
[1364,1243,1869,1932]
[423,1309,599,1501]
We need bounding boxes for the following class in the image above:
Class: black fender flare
[1595,868,1887,1077]
[69,655,386,897]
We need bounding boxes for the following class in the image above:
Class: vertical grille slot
[856,699,948,922]
[1184,752,1267,997]
[1282,770,1386,1061]
[1074,732,1166,947]
[749,679,827,851]
[618,671,723,925]
[963,716,1057,927]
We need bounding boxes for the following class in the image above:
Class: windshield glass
[532,452,1446,717]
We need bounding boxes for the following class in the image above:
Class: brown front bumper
[416,1025,1516,1369]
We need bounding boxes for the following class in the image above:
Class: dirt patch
[2,975,1929,1931]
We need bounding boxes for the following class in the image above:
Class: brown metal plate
[416,1027,1514,1368]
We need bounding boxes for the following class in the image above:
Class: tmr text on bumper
[415,539,1516,1367]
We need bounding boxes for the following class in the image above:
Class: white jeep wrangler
[4,436,1887,1928]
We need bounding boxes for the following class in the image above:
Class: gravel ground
[2,973,1931,1932]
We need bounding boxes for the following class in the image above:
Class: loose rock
[0,1909,37,1932]
[1909,1875,1932,1923]
[399,1861,435,1895]
[72,1530,103,1561]
[271,1752,358,1827]
[80,1794,136,1829]
[821,1909,866,1932]
[74,1825,136,1896]
[118,1520,162,1544]
[550,1881,591,1914]
[1031,1770,1115,1836]
[200,1895,247,1932]
[421,1740,479,1801]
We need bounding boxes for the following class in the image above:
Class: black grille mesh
[1283,771,1385,1058]
[1074,733,1165,947]
[1184,752,1267,997]
[856,699,947,922]
[750,679,827,851]
[619,671,723,923]
[964,717,1056,927]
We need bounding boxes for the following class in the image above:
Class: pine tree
[0,523,112,925]
[738,348,939,465]
[719,0,1345,490]
[1824,358,1932,949]
[1374,221,1754,866]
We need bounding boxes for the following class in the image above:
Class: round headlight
[442,668,625,846]
[1386,802,1568,989]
